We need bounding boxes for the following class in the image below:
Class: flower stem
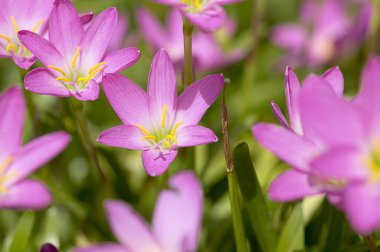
[69,98,107,183]
[367,0,380,54]
[183,17,194,86]
[222,80,249,252]
[363,235,379,252]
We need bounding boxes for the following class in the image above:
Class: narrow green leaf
[8,211,35,252]
[276,204,304,252]
[233,141,277,252]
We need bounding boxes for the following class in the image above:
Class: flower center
[0,16,43,57]
[48,46,106,91]
[0,156,15,193]
[137,104,182,151]
[181,0,204,12]
[366,141,380,184]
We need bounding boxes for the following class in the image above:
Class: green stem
[69,98,107,183]
[363,235,379,252]
[222,81,249,252]
[183,17,194,86]
[367,0,380,54]
[19,69,39,135]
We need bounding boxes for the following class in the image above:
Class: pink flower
[18,0,140,101]
[74,171,203,252]
[98,49,223,176]
[0,87,70,209]
[152,0,242,32]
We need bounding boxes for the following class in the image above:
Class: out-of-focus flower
[98,49,223,176]
[137,8,244,72]
[74,171,203,252]
[152,0,242,32]
[108,14,129,52]
[40,243,59,252]
[271,0,370,67]
[252,66,347,205]
[18,0,140,101]
[0,87,70,209]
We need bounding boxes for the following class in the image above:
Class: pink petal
[72,80,99,101]
[152,171,203,252]
[80,8,117,68]
[48,0,83,56]
[24,68,71,97]
[284,66,302,134]
[176,125,218,147]
[11,54,36,70]
[137,9,167,49]
[98,125,146,151]
[322,66,344,96]
[0,179,51,209]
[269,170,321,201]
[103,47,141,74]
[142,149,178,176]
[147,49,177,127]
[6,131,70,185]
[176,74,224,126]
[152,0,182,5]
[0,87,25,155]
[182,5,226,32]
[271,25,307,51]
[213,0,243,4]
[73,244,127,252]
[105,200,160,250]
[102,73,149,125]
[252,123,317,171]
[79,12,94,25]
[270,101,290,129]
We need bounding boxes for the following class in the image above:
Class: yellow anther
[192,0,202,9]
[86,66,104,81]
[137,124,154,137]
[166,134,178,144]
[48,65,66,76]
[77,77,88,83]
[10,16,19,32]
[71,47,81,68]
[31,19,44,32]
[161,104,168,128]
[170,122,183,136]
[56,76,71,82]
[162,140,171,149]
[0,34,12,43]
[88,62,106,75]
[142,135,157,141]
[6,43,18,53]
[0,157,14,174]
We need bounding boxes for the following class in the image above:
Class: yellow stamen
[161,104,168,128]
[0,34,12,43]
[6,43,18,53]
[56,76,71,82]
[31,19,44,32]
[86,67,104,81]
[71,47,81,68]
[137,124,153,137]
[142,135,157,141]
[0,157,14,173]
[162,140,171,149]
[170,122,183,136]
[192,0,202,9]
[77,77,88,83]
[88,62,106,75]
[166,134,178,144]
[10,16,19,32]
[48,65,66,76]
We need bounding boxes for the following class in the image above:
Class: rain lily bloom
[18,0,141,101]
[271,0,370,67]
[74,171,203,252]
[0,87,70,209]
[137,8,244,72]
[98,49,223,176]
[252,66,347,204]
[152,0,242,32]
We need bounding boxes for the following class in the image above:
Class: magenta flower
[271,0,370,67]
[74,171,203,252]
[98,49,223,176]
[18,0,141,101]
[0,87,70,209]
[152,0,242,32]
[252,66,346,204]
[137,8,243,72]
[40,243,58,252]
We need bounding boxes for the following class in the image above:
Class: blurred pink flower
[18,0,140,101]
[152,0,242,32]
[98,49,223,176]
[271,0,370,67]
[0,87,70,209]
[137,8,244,73]
[74,171,203,252]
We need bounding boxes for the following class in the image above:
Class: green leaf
[233,141,277,252]
[8,211,35,252]
[276,203,304,252]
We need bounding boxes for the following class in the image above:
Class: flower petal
[6,132,70,185]
[284,66,302,134]
[269,170,321,201]
[176,74,224,126]
[0,179,51,209]
[176,125,218,147]
[252,123,317,171]
[182,5,226,32]
[152,171,203,252]
[103,47,141,74]
[137,9,167,49]
[322,66,344,96]
[102,73,149,125]
[270,100,290,129]
[48,0,83,56]
[98,125,146,150]
[142,149,178,176]
[11,54,36,70]
[73,244,126,252]
[80,8,117,67]
[72,80,99,101]
[0,87,25,156]
[271,25,307,51]
[104,200,160,251]
[24,68,71,97]
[18,31,64,67]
